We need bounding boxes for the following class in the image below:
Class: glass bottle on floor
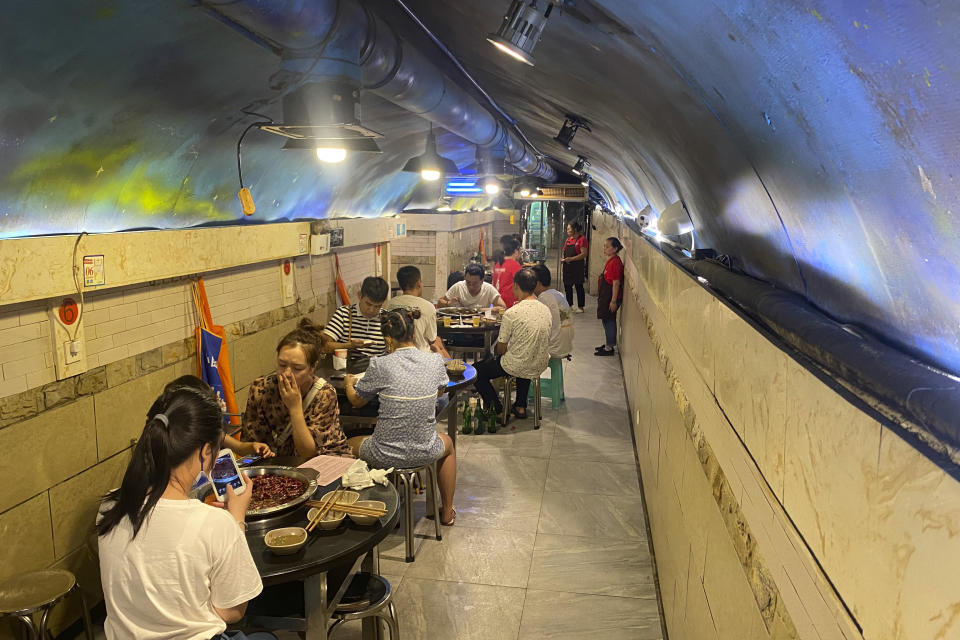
[472,397,485,434]
[462,397,474,435]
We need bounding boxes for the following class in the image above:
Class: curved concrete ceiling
[396,0,960,376]
[0,0,958,374]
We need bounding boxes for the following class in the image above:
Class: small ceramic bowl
[347,500,387,526]
[264,527,307,555]
[307,490,360,530]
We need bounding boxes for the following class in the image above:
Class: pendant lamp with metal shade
[403,126,459,181]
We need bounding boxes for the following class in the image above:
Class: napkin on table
[341,459,394,489]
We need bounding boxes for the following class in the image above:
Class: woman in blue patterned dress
[344,308,458,525]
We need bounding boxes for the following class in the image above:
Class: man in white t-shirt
[531,264,574,358]
[438,263,505,309]
[384,265,450,358]
[473,267,552,423]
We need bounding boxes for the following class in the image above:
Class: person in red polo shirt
[595,237,624,356]
[560,221,588,313]
[493,235,523,308]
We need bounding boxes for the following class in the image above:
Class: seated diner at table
[343,308,458,526]
[166,374,275,460]
[473,267,552,421]
[438,263,505,310]
[385,265,449,357]
[492,236,523,308]
[323,276,389,358]
[242,318,352,457]
[97,383,275,640]
[531,264,575,359]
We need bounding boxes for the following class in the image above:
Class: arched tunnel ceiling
[395,0,960,376]
[0,1,958,375]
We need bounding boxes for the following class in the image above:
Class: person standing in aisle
[560,221,588,313]
[595,237,624,356]
[494,236,523,308]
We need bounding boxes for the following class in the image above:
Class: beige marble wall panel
[702,525,770,639]
[713,303,788,500]
[0,493,54,581]
[94,361,190,460]
[50,450,131,559]
[0,397,96,512]
[230,324,283,390]
[864,429,960,640]
[669,273,717,394]
[782,358,880,629]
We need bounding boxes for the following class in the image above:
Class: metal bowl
[437,307,481,317]
[192,465,318,518]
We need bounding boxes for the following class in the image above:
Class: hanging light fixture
[259,81,383,162]
[571,155,589,175]
[487,0,559,66]
[580,173,591,187]
[403,125,459,181]
[554,114,591,150]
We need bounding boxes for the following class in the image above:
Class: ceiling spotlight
[519,188,531,197]
[580,174,591,187]
[260,81,383,161]
[487,0,558,66]
[571,156,589,175]
[402,125,459,181]
[554,114,591,150]
[484,176,503,195]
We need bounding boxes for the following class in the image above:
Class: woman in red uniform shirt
[560,221,588,313]
[595,237,624,356]
[494,236,523,308]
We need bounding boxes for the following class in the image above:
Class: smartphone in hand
[208,448,246,502]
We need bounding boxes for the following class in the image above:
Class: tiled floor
[73,298,664,640]
[332,297,664,639]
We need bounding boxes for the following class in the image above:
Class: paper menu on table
[298,455,358,486]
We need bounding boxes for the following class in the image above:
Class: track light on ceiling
[580,173,591,187]
[487,0,559,66]
[402,125,459,181]
[554,114,591,150]
[571,156,589,175]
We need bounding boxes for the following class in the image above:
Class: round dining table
[241,456,400,639]
[316,355,477,447]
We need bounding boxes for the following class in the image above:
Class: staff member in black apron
[560,221,588,313]
[596,237,624,356]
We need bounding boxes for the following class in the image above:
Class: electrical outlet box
[310,233,331,255]
[49,298,88,379]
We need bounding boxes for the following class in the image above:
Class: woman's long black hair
[97,382,223,538]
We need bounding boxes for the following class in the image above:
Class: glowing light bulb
[421,169,441,181]
[485,182,501,195]
[519,189,531,197]
[316,147,347,163]
[437,205,452,212]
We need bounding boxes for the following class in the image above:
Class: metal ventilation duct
[197,0,556,181]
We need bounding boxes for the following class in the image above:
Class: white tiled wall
[0,244,381,400]
[392,230,436,257]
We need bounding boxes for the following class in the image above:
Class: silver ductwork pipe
[199,0,556,181]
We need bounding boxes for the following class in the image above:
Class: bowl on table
[306,490,360,530]
[347,500,387,526]
[445,359,466,378]
[264,527,307,555]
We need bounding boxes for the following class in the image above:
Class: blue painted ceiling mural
[1,0,959,375]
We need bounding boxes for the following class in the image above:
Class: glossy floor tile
[527,534,657,598]
[544,459,641,496]
[518,589,663,639]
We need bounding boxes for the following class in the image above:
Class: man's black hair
[396,265,421,292]
[360,276,389,303]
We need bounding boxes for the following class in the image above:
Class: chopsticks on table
[305,499,387,518]
[306,488,344,533]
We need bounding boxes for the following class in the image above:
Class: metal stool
[391,463,442,562]
[500,376,542,428]
[326,573,399,639]
[0,570,93,640]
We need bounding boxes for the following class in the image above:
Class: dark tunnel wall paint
[1,1,959,376]
[396,0,960,376]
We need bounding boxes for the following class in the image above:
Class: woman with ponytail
[344,308,458,526]
[97,382,274,640]
[242,318,351,457]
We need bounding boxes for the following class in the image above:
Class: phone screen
[210,452,243,498]
[239,455,262,466]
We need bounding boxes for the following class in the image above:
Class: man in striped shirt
[324,277,389,358]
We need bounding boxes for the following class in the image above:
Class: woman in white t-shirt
[97,382,274,640]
